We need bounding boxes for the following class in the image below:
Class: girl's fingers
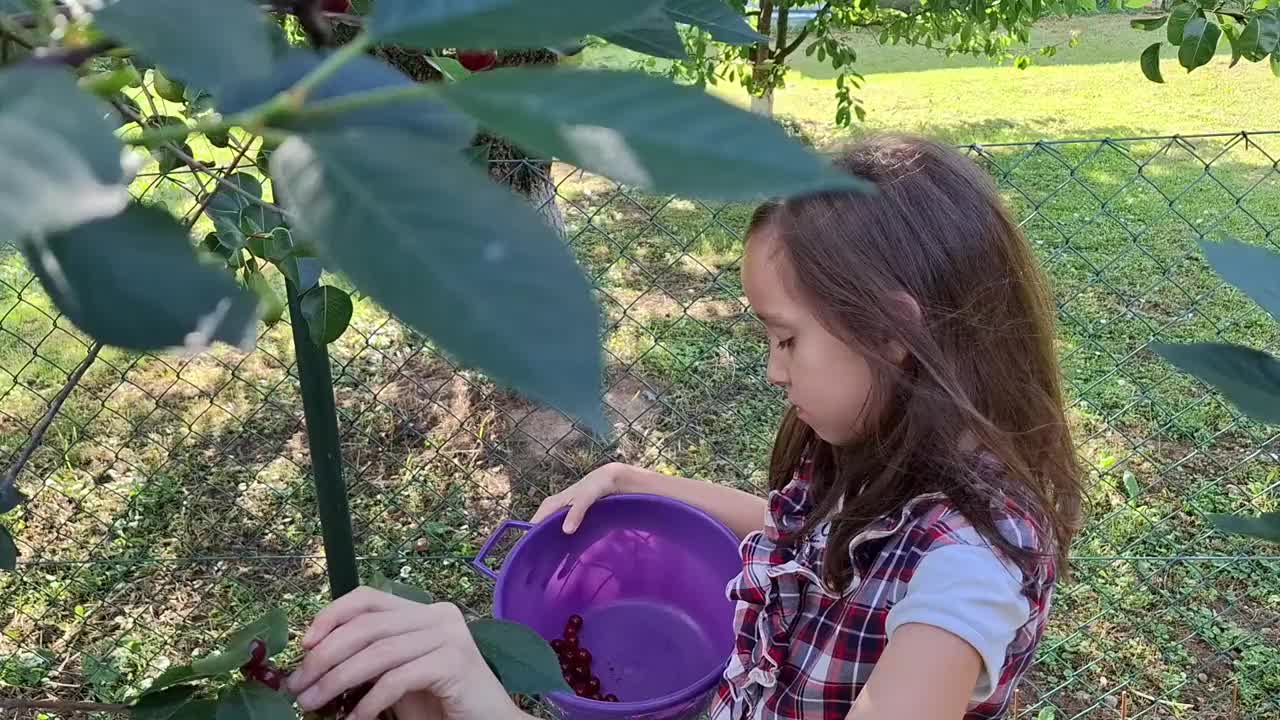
[302,586,403,649]
[562,498,592,534]
[289,610,420,694]
[348,654,450,720]
[294,630,439,713]
[531,493,571,524]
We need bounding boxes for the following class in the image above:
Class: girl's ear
[885,291,923,365]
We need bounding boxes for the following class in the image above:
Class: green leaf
[370,571,435,604]
[246,272,286,325]
[1224,22,1245,67]
[1272,49,1280,75]
[426,55,472,82]
[468,619,570,695]
[1238,12,1280,61]
[666,0,765,44]
[214,682,294,720]
[0,525,16,571]
[140,665,197,697]
[1122,470,1140,499]
[0,67,129,247]
[299,285,353,345]
[439,68,868,201]
[0,483,23,514]
[207,174,284,250]
[1141,42,1165,82]
[1131,15,1168,31]
[1178,16,1221,71]
[1198,238,1280,321]
[604,6,688,60]
[130,684,198,720]
[369,0,658,49]
[1209,511,1280,543]
[192,609,289,676]
[271,131,606,432]
[93,0,275,96]
[24,206,259,352]
[219,51,475,143]
[1167,3,1197,45]
[1151,342,1280,424]
[151,70,186,103]
[179,700,218,720]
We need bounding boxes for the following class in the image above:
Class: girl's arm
[846,623,982,720]
[610,464,767,540]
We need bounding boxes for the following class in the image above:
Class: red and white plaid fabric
[710,452,1056,720]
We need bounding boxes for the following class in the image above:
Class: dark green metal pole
[287,279,360,600]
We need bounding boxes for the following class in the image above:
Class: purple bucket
[472,494,743,720]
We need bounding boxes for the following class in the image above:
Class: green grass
[3,19,1280,719]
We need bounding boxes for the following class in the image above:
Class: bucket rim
[490,493,740,715]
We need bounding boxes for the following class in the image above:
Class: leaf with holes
[192,609,289,676]
[439,68,868,201]
[1209,511,1280,543]
[0,526,16,571]
[1179,17,1221,71]
[214,682,293,720]
[270,130,606,432]
[1151,342,1280,424]
[666,0,764,44]
[131,684,198,720]
[1199,238,1280,321]
[23,206,259,352]
[370,0,658,50]
[0,67,129,248]
[468,619,570,695]
[93,0,275,96]
[300,286,354,345]
[1141,42,1165,82]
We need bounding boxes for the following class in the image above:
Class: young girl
[285,135,1082,720]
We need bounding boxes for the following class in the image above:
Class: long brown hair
[753,134,1082,590]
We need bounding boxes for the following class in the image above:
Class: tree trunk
[749,0,781,118]
[331,25,567,236]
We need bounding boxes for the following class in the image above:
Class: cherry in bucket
[555,614,618,702]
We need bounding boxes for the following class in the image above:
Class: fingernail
[285,673,300,693]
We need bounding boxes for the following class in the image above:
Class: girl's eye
[776,337,794,350]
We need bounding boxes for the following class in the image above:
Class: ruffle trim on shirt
[716,462,947,720]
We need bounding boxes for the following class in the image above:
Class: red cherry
[567,614,584,631]
[586,676,601,695]
[255,667,284,691]
[247,639,267,668]
[571,661,590,679]
[457,49,497,72]
[551,638,566,654]
[575,648,592,666]
[321,0,350,12]
[562,632,578,651]
[572,681,591,697]
[605,693,619,703]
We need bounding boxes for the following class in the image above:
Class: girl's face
[742,228,877,446]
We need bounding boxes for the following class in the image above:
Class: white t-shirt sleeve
[883,543,1031,702]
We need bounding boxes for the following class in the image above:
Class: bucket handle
[471,519,534,581]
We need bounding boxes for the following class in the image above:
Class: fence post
[286,278,360,599]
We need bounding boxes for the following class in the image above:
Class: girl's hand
[287,586,520,720]
[531,462,626,533]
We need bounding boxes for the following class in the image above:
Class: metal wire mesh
[2,129,1279,719]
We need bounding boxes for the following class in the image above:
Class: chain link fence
[2,129,1279,719]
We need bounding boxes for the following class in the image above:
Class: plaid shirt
[710,454,1056,720]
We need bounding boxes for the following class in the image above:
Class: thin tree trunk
[751,0,776,117]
